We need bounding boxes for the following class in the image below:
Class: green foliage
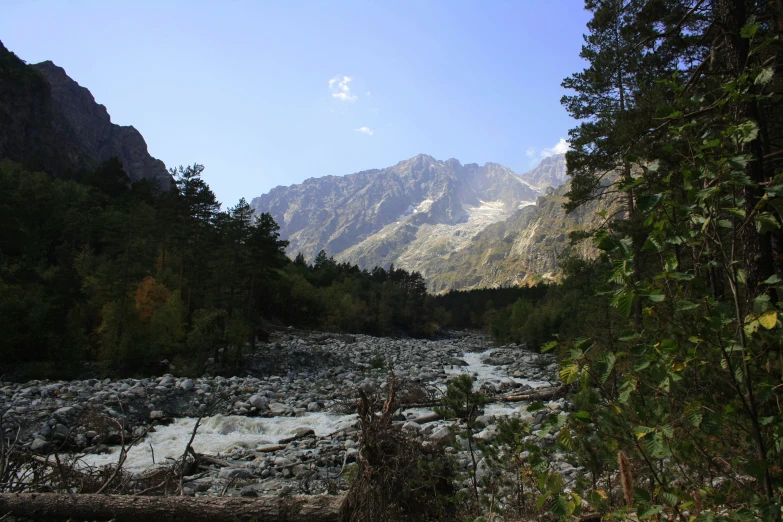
[0,158,444,379]
[544,2,783,519]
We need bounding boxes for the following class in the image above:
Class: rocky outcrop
[0,41,170,186]
[0,41,85,175]
[250,154,541,268]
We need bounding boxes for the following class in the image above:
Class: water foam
[79,412,356,472]
[445,350,551,390]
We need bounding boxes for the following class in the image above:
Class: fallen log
[255,444,287,453]
[496,385,564,403]
[279,428,315,444]
[197,454,233,468]
[0,492,344,522]
[409,412,441,424]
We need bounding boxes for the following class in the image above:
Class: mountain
[0,41,170,186]
[250,152,620,293]
[520,154,568,189]
[250,154,541,266]
[421,180,620,292]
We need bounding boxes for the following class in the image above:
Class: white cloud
[526,138,569,165]
[329,75,357,102]
[355,126,374,136]
[540,138,569,157]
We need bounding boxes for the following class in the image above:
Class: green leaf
[636,194,662,212]
[755,67,774,85]
[660,491,679,506]
[763,274,782,285]
[740,21,759,38]
[535,491,549,510]
[760,502,783,522]
[639,505,664,519]
[595,353,616,384]
[559,364,579,385]
[634,426,655,439]
[541,340,558,353]
[676,299,699,311]
[758,309,777,329]
[557,427,574,451]
[737,121,759,145]
[612,288,635,318]
[687,409,703,428]
[551,494,568,517]
[645,431,667,458]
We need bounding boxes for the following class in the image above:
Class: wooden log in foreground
[0,493,344,522]
[496,385,564,403]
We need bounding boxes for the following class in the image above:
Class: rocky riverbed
[0,330,580,498]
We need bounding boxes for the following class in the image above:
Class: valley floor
[1,330,575,502]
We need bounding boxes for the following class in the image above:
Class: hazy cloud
[541,138,569,157]
[527,138,569,165]
[355,126,374,136]
[329,76,357,102]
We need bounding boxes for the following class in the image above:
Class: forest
[1,0,782,519]
[0,158,436,379]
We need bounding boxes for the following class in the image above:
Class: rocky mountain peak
[0,41,170,186]
[249,154,542,270]
[519,153,567,190]
[30,61,171,186]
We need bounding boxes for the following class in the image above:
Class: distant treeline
[433,256,619,350]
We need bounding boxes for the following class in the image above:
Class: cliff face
[0,42,84,175]
[250,154,541,265]
[0,41,170,186]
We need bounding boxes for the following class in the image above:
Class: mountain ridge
[247,152,611,292]
[250,154,543,265]
[0,41,171,186]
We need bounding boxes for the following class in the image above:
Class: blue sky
[1,1,590,207]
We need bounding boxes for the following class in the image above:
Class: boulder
[429,426,456,444]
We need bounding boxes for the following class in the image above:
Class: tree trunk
[714,0,775,297]
[0,493,343,522]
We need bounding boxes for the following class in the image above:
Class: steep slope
[0,41,170,185]
[0,41,85,175]
[250,155,540,264]
[422,181,621,293]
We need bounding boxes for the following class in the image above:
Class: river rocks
[218,468,251,480]
[430,426,456,444]
[0,329,563,499]
[54,406,76,417]
[240,486,258,497]
[30,438,52,453]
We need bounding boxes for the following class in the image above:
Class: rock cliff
[0,41,170,186]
